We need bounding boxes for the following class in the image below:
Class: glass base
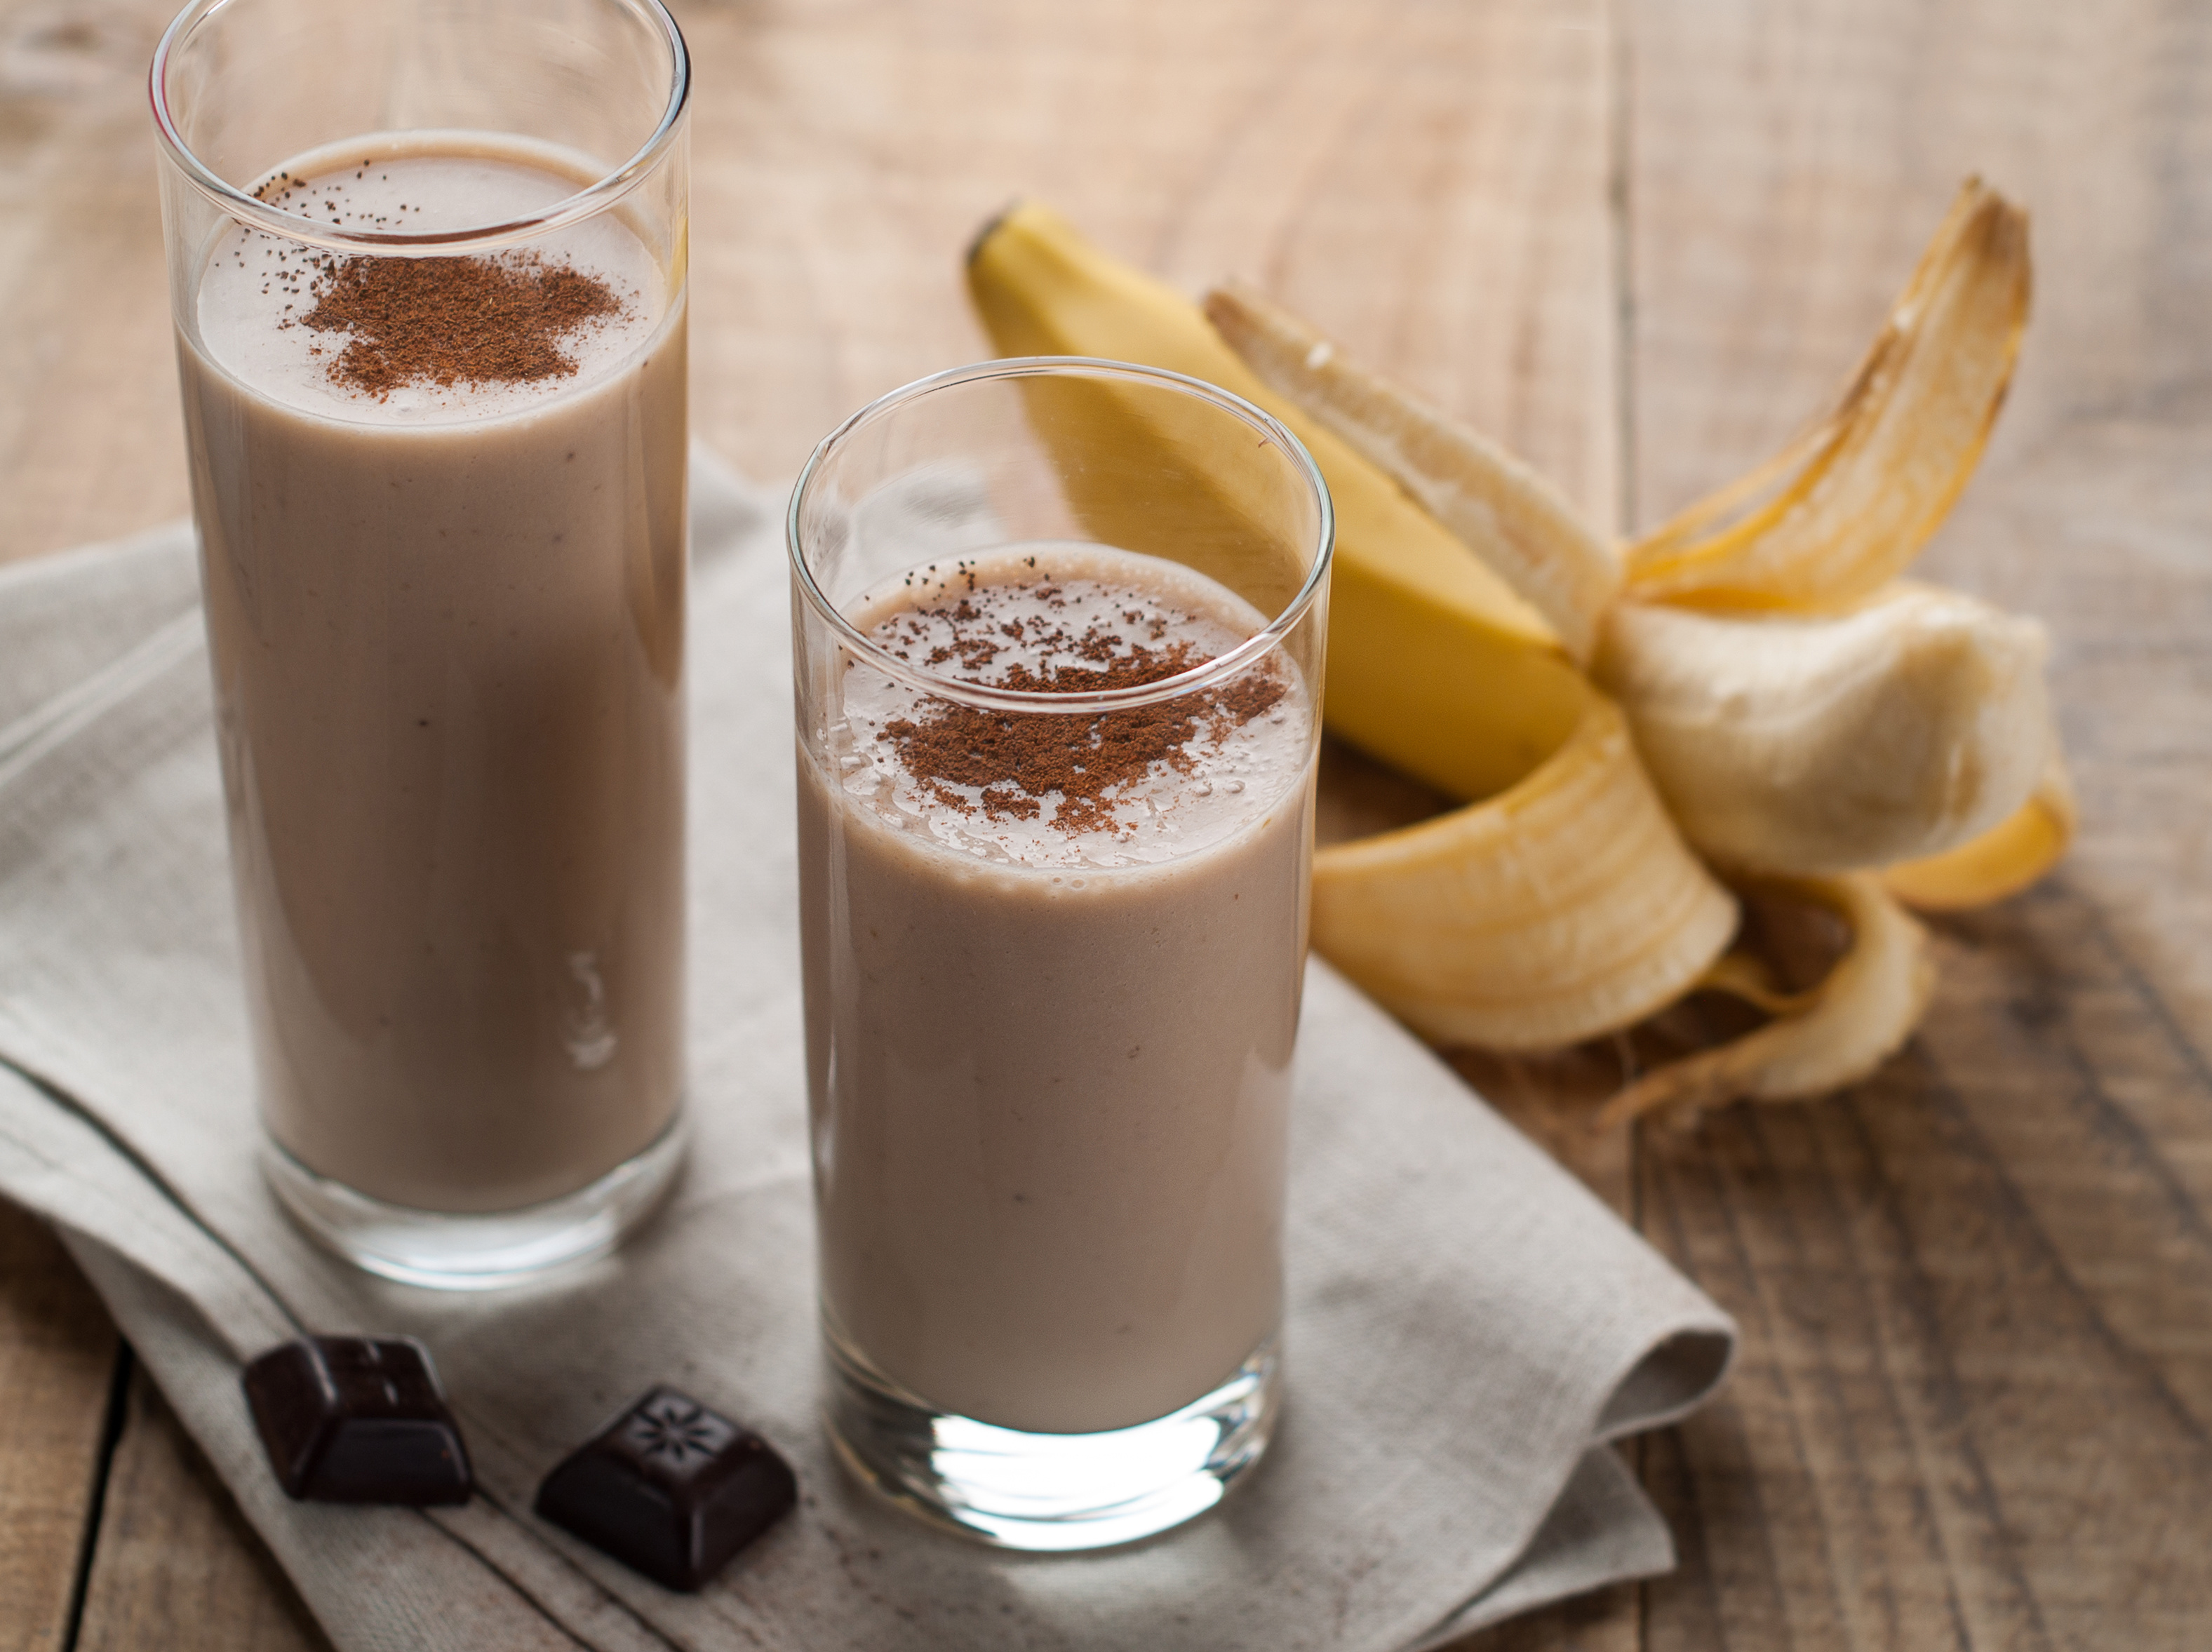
[260,1114,688,1291]
[824,1328,1282,1552]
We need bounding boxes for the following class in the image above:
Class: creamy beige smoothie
[800,546,1313,1436]
[178,140,687,1214]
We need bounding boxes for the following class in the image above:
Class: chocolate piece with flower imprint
[534,1386,798,1590]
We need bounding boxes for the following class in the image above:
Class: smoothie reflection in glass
[790,359,1333,1549]
[150,0,691,1289]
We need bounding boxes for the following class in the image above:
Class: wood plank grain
[0,0,187,564]
[1470,1583,1642,1652]
[680,0,1621,525]
[0,1204,120,1652]
[74,1367,330,1652]
[1625,0,2212,1644]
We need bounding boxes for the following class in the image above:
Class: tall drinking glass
[789,358,1333,1548]
[151,0,691,1289]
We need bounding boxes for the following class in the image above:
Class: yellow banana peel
[1202,280,1622,664]
[1623,179,2032,612]
[1883,744,2077,910]
[967,201,1590,801]
[1311,697,1738,1050]
[1596,874,1935,1129]
[1692,949,1808,1016]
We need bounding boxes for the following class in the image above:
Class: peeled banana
[1593,584,2052,874]
[965,182,2070,1125]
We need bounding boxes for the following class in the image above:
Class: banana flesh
[1203,281,1622,664]
[967,201,1590,802]
[1623,180,2032,612]
[1593,584,2052,873]
[1311,697,1738,1050]
[1883,744,2076,910]
[1596,874,1935,1129]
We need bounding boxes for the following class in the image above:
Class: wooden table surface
[4,0,2209,1646]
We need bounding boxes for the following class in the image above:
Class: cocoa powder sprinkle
[874,579,1287,838]
[296,253,623,398]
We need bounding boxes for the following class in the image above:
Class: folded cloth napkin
[0,450,1734,1652]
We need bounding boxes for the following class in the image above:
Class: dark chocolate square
[241,1336,472,1505]
[535,1385,796,1590]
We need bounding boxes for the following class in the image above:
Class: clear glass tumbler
[151,0,691,1289]
[789,358,1333,1548]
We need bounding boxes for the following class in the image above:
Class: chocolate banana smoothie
[179,140,687,1214]
[800,547,1314,1435]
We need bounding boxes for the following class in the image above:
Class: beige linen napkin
[0,450,1733,1651]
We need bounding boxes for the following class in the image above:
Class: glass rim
[148,0,690,256]
[786,356,1335,717]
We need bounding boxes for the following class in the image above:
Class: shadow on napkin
[0,448,1734,1652]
